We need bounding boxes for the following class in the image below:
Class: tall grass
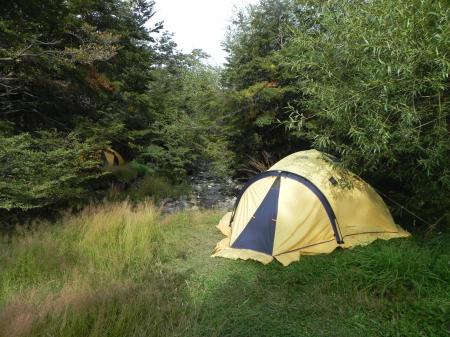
[0,202,449,337]
[0,201,199,337]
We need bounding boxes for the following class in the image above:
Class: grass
[106,173,191,203]
[0,201,449,337]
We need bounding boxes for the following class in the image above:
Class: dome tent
[212,150,410,266]
[103,148,125,166]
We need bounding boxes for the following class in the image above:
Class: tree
[0,0,234,226]
[0,0,162,142]
[136,39,234,178]
[0,0,163,222]
[222,0,313,171]
[283,0,450,221]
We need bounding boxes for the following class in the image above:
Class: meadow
[0,201,449,337]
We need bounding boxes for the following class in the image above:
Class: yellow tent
[212,150,410,266]
[104,148,125,166]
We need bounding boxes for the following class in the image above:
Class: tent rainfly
[212,150,410,266]
[104,148,125,166]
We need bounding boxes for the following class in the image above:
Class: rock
[159,168,243,214]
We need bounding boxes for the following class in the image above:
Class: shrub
[283,0,450,222]
[131,175,191,202]
[0,132,103,211]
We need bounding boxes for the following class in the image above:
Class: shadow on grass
[190,233,450,337]
[1,206,449,337]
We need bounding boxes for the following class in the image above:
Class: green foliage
[130,175,190,201]
[0,0,161,138]
[222,0,311,169]
[224,0,449,221]
[0,0,165,223]
[0,0,234,225]
[281,0,450,219]
[135,48,234,178]
[0,204,449,337]
[2,0,448,230]
[108,164,139,184]
[0,132,103,211]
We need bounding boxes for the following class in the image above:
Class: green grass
[0,201,449,337]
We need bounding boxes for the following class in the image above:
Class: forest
[0,0,449,336]
[1,0,449,226]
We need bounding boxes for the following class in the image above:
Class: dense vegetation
[223,0,449,225]
[1,1,449,335]
[0,203,448,337]
[0,0,231,226]
[1,0,449,227]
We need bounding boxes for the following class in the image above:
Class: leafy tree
[224,0,449,222]
[282,0,450,221]
[0,131,105,229]
[0,0,234,226]
[136,40,234,178]
[0,0,162,139]
[222,0,311,170]
[0,132,103,211]
[0,0,162,222]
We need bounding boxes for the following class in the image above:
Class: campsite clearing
[0,202,449,337]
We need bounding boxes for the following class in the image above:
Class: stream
[160,170,243,214]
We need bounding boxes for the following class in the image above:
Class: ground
[0,201,449,337]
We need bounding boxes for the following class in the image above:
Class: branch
[0,39,62,62]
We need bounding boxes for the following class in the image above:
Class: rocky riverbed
[159,170,243,214]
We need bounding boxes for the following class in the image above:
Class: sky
[153,0,259,65]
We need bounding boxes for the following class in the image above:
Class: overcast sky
[153,0,259,65]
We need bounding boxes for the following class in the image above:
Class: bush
[0,132,103,211]
[107,164,139,185]
[282,0,450,222]
[130,175,191,202]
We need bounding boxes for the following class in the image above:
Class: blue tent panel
[230,170,343,244]
[231,176,281,255]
